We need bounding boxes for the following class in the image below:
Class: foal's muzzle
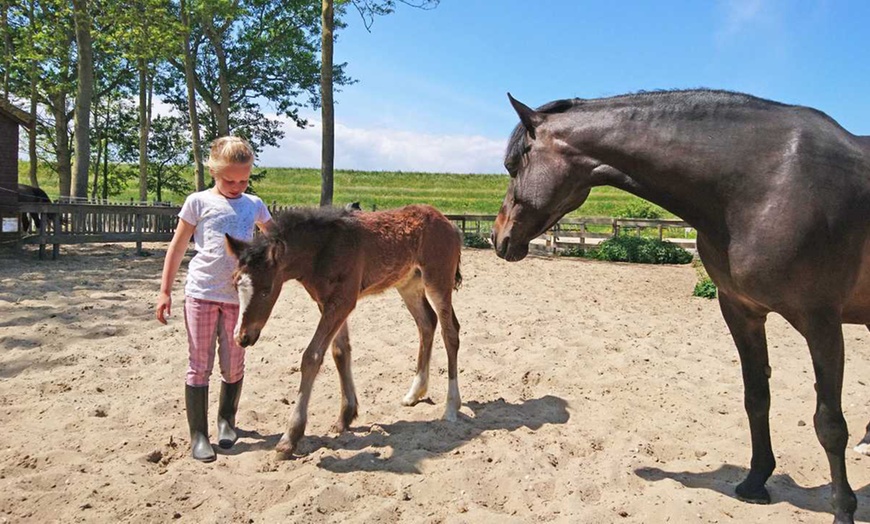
[236,329,261,348]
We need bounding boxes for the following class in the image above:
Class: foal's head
[226,234,286,347]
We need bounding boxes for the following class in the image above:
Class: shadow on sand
[636,463,870,520]
[227,395,569,474]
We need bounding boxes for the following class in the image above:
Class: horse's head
[226,234,286,347]
[492,94,593,261]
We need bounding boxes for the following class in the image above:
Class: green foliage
[693,277,718,299]
[614,201,666,219]
[588,235,693,265]
[559,246,589,257]
[463,232,491,249]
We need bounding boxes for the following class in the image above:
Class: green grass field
[18,162,675,218]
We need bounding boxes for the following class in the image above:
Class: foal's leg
[423,277,461,421]
[855,327,870,455]
[330,321,358,433]
[796,310,857,524]
[275,300,355,457]
[397,278,438,406]
[718,291,776,503]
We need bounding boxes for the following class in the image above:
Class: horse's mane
[504,89,841,168]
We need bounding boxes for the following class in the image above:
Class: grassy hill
[18,163,672,218]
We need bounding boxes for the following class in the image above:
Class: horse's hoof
[735,480,771,505]
[402,394,421,406]
[330,422,348,434]
[853,442,870,456]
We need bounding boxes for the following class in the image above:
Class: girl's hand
[156,291,172,324]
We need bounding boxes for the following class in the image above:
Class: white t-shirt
[178,190,272,304]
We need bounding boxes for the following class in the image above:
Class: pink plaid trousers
[183,297,246,386]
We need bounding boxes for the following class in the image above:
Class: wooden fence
[18,202,178,259]
[17,203,696,259]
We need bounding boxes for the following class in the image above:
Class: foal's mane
[240,206,355,266]
[269,206,355,240]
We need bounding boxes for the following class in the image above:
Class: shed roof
[0,99,33,128]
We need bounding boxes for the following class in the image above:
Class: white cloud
[259,114,507,174]
[716,0,766,42]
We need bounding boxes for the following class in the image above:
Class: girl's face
[213,163,251,199]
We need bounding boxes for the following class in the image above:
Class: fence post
[52,210,61,259]
[135,211,143,255]
[612,218,619,238]
[579,222,587,250]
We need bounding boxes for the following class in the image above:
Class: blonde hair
[205,136,255,176]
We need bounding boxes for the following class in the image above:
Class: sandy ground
[2,243,870,523]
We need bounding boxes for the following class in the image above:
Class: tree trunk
[71,0,93,199]
[28,58,38,187]
[53,93,72,198]
[202,16,230,136]
[180,0,205,190]
[319,0,334,207]
[138,59,149,202]
[91,99,101,199]
[2,1,10,99]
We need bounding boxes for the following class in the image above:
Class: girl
[156,136,272,462]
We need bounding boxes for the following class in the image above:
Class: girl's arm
[156,219,196,324]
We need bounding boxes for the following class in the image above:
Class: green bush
[560,246,589,257]
[589,236,692,264]
[693,277,717,299]
[614,201,666,219]
[464,232,492,249]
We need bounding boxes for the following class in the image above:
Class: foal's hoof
[401,394,422,407]
[735,480,771,505]
[275,435,297,459]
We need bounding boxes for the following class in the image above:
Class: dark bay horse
[492,89,870,524]
[18,184,52,232]
[226,204,463,457]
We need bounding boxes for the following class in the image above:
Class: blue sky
[259,0,870,173]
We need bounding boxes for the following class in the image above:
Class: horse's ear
[268,239,286,266]
[225,234,249,259]
[508,93,544,138]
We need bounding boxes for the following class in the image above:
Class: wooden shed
[0,99,33,244]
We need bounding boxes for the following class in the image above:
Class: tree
[316,0,438,205]
[178,0,205,191]
[71,0,93,199]
[319,0,334,206]
[162,0,351,155]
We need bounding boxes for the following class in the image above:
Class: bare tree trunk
[180,0,204,190]
[202,17,230,136]
[2,1,10,99]
[28,60,38,187]
[90,99,101,199]
[319,0,334,207]
[52,93,72,197]
[138,59,149,202]
[27,0,38,187]
[71,0,93,199]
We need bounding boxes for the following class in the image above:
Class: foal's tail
[453,224,463,290]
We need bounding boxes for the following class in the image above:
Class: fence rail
[17,203,696,259]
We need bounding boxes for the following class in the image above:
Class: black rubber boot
[217,378,243,449]
[185,385,216,462]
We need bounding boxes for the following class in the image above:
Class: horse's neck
[576,108,738,238]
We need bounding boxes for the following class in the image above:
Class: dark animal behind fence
[492,89,870,524]
[226,204,463,458]
[18,184,52,233]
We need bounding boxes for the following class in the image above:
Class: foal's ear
[267,239,287,266]
[225,234,250,259]
[508,92,544,138]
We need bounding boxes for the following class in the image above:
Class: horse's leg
[397,277,437,406]
[423,277,461,421]
[795,310,857,524]
[718,291,776,503]
[330,321,358,433]
[275,300,355,457]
